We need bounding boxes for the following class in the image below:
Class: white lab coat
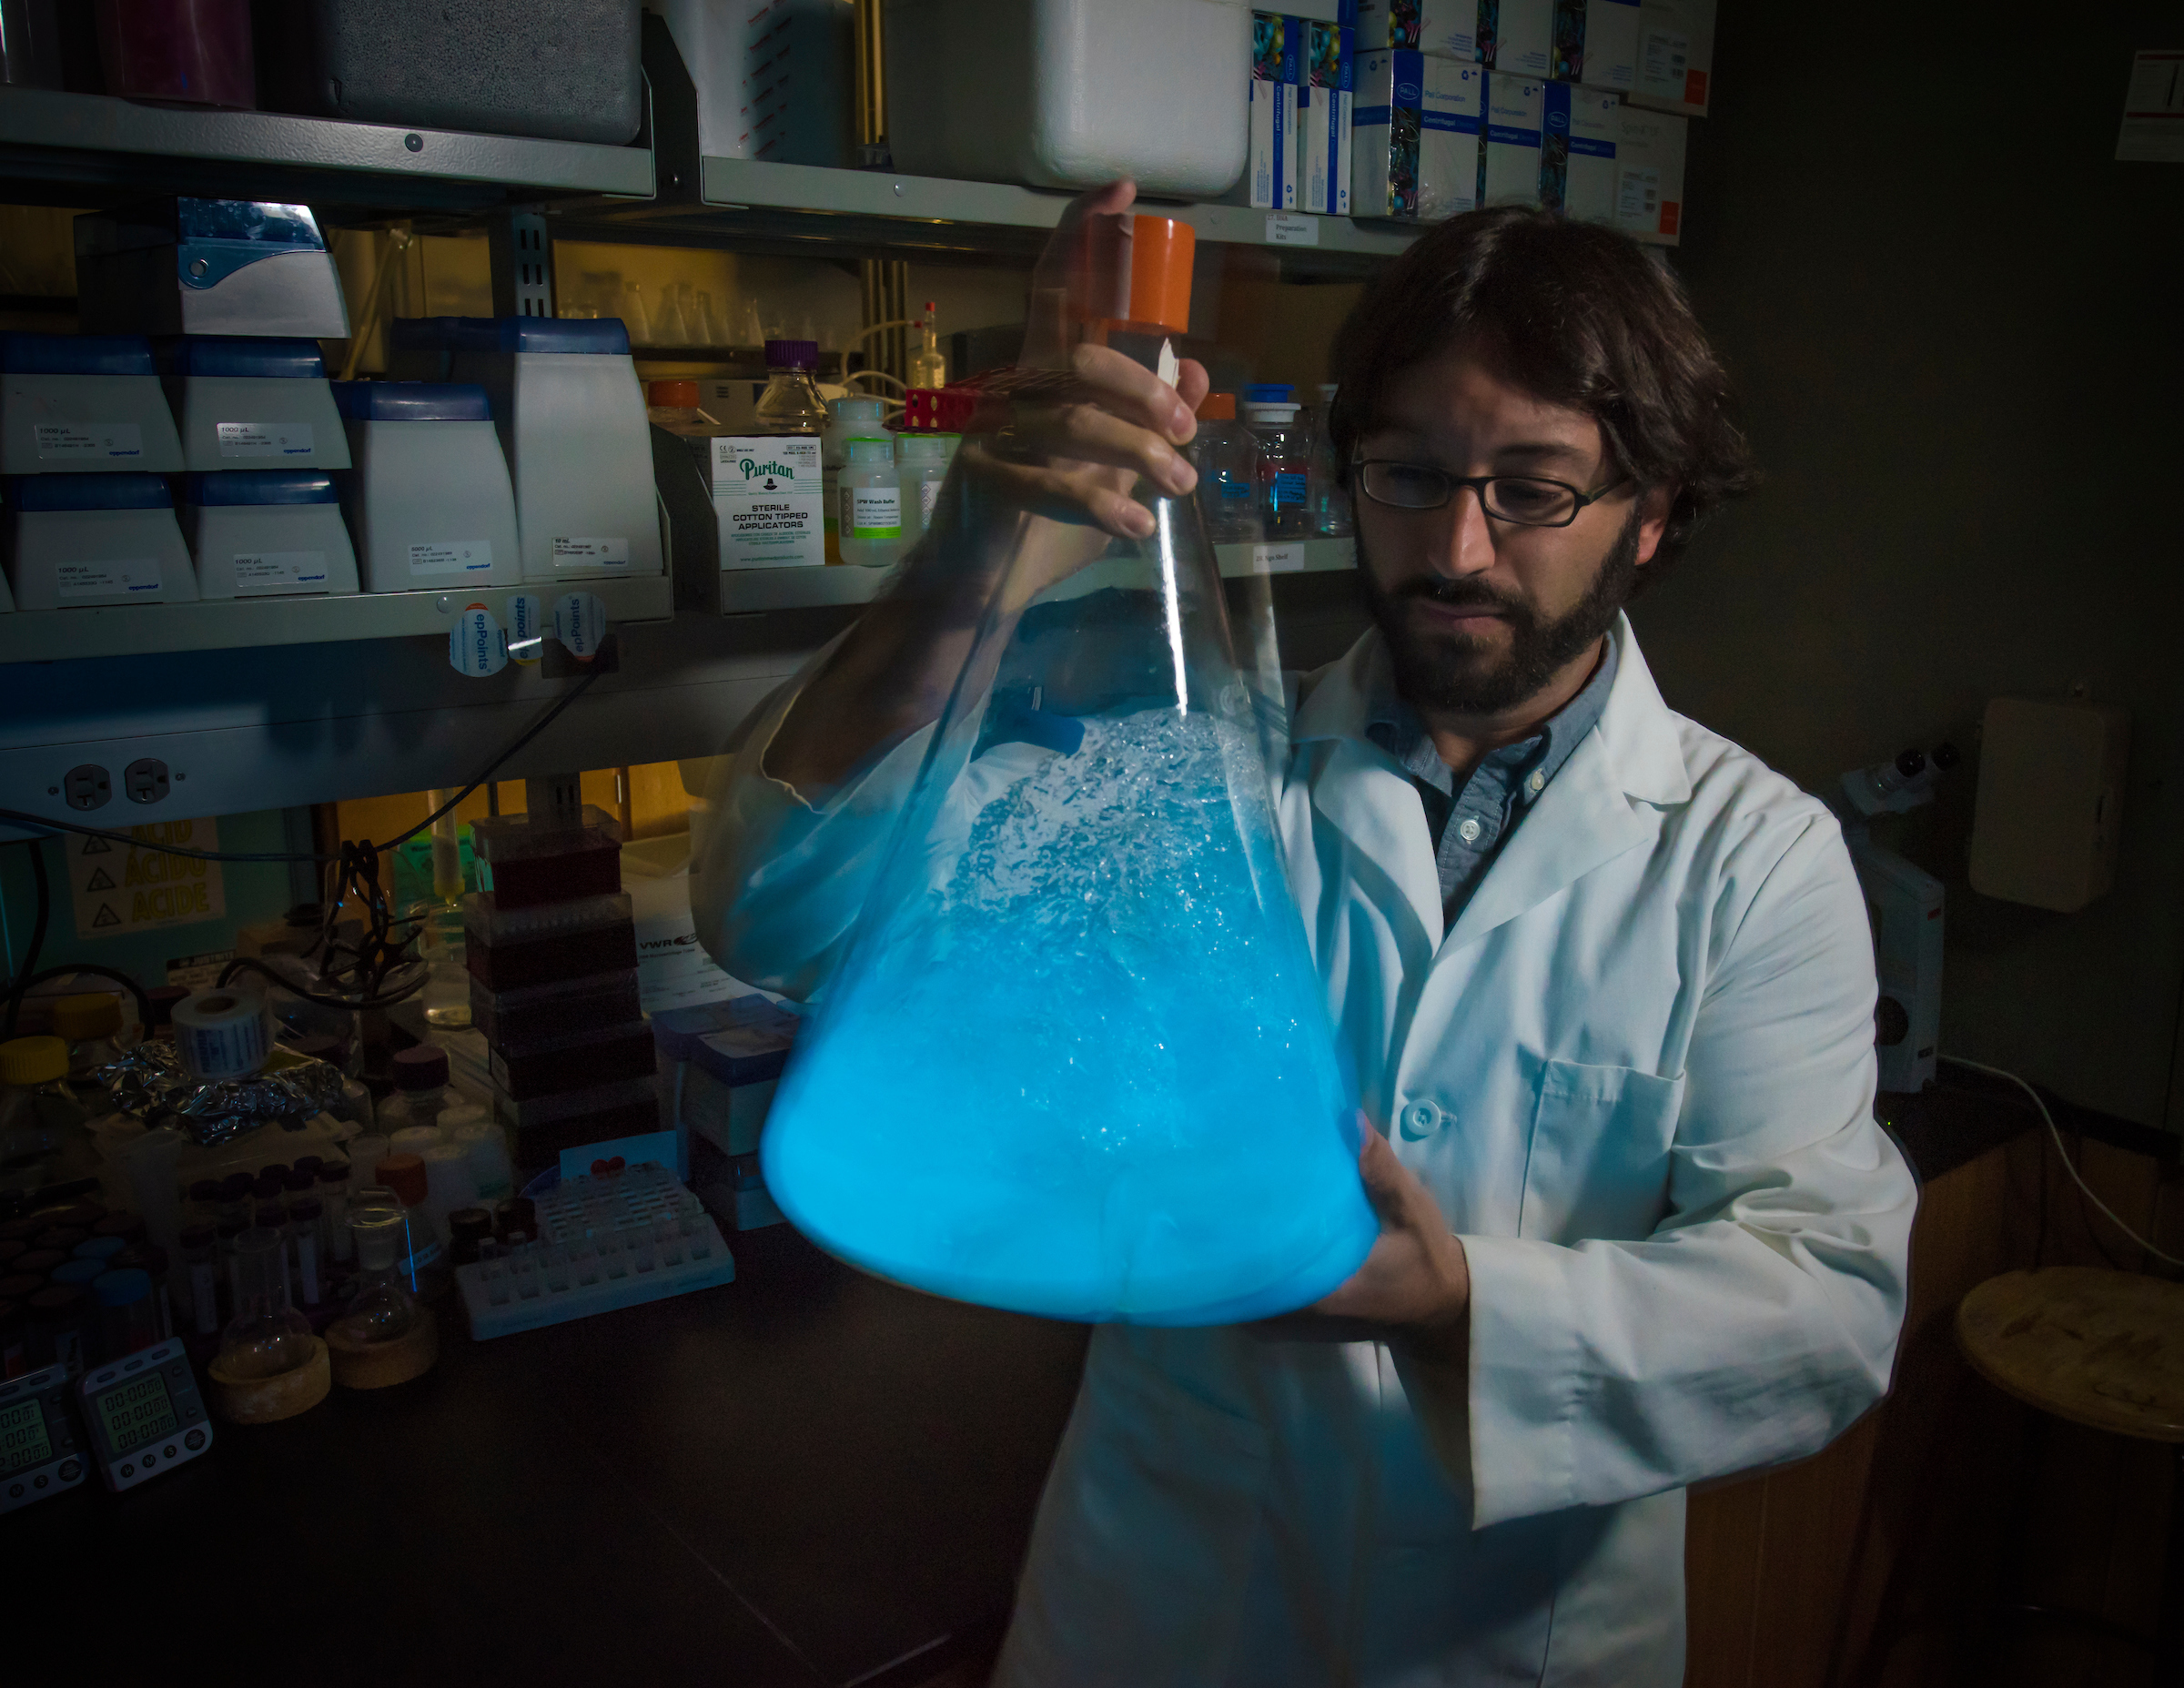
[693,614,1917,1687]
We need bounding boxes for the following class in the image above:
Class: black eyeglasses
[1352,459,1629,529]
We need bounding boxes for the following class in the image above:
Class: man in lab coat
[694,187,1916,1685]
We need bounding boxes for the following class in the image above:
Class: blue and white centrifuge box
[1352,50,1483,221]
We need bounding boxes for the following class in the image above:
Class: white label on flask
[35,421,143,460]
[230,551,329,595]
[713,435,824,571]
[1252,542,1307,575]
[1619,165,1662,224]
[551,536,630,570]
[409,540,493,577]
[56,558,163,597]
[850,484,901,538]
[1266,214,1320,246]
[216,420,315,458]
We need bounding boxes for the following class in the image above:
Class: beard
[1356,505,1641,716]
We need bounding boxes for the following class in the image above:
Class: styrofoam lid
[184,470,339,507]
[330,380,490,421]
[487,318,632,356]
[7,472,172,511]
[0,331,157,377]
[159,336,326,379]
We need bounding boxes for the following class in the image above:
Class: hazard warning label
[69,818,226,940]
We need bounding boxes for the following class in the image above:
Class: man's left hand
[1251,1117,1471,1355]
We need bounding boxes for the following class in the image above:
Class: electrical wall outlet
[124,757,170,804]
[64,764,112,810]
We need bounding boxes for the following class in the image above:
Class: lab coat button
[1399,1098,1444,1137]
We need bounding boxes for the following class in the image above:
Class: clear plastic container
[50,994,126,1080]
[908,303,946,390]
[462,891,637,991]
[753,340,828,437]
[1190,392,1260,542]
[1308,382,1353,539]
[895,431,953,541]
[0,1036,98,1211]
[376,1045,454,1138]
[334,1208,420,1346]
[469,804,622,910]
[838,437,904,568]
[217,1227,315,1380]
[822,396,888,565]
[1244,383,1309,540]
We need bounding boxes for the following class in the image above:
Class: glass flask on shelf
[334,1209,420,1347]
[722,207,1375,1328]
[217,1227,316,1380]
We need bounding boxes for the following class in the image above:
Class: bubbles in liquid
[763,705,1374,1323]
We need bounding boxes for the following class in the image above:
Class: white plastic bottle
[895,430,953,541]
[838,437,905,567]
[822,396,887,565]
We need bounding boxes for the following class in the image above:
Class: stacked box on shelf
[652,994,801,1231]
[464,804,658,1176]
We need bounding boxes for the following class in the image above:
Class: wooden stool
[1956,1267,2184,1672]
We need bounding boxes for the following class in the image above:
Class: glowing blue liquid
[763,707,1377,1323]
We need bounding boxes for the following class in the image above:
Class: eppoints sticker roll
[172,988,272,1082]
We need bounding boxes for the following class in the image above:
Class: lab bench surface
[18,1227,1091,1688]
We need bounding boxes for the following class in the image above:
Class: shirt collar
[1363,633,1620,800]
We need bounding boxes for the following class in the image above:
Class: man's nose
[1426,485,1498,579]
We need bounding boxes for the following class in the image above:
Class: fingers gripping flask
[753,211,1375,1326]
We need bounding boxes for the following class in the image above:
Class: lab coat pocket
[1006,1342,1271,1687]
[1518,1057,1687,1243]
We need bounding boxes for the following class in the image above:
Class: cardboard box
[1613,106,1684,244]
[1552,0,1641,93]
[1352,49,1484,220]
[1248,12,1302,210]
[1630,0,1712,116]
[1481,70,1543,207]
[1541,82,1621,222]
[710,435,824,570]
[1484,0,1553,76]
[1300,21,1355,214]
[1354,0,1481,61]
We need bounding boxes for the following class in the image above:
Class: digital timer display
[95,1372,177,1450]
[0,1398,52,1477]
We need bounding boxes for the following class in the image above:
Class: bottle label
[1271,470,1309,509]
[711,436,824,571]
[1218,480,1253,500]
[850,483,901,539]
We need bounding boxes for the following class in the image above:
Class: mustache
[1390,576,1526,617]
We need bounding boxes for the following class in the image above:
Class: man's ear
[1632,484,1676,569]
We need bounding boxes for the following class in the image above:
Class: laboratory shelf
[0,86,653,214]
[712,539,1356,615]
[0,575,672,665]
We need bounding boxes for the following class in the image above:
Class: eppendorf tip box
[456,1163,733,1339]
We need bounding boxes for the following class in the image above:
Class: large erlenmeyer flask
[758,471,1377,1325]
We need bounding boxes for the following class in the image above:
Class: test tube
[288,1197,324,1307]
[317,1163,353,1263]
[181,1224,220,1336]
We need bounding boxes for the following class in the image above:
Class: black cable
[2,840,53,1037]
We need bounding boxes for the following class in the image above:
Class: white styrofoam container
[884,0,1251,197]
[181,476,360,601]
[333,384,525,595]
[4,476,199,610]
[170,377,350,473]
[1481,71,1545,207]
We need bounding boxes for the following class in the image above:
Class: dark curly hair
[1327,207,1756,582]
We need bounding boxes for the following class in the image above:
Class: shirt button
[1399,1098,1445,1138]
[1457,817,1481,844]
[1529,770,1546,793]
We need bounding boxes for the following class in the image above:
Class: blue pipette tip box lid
[330,381,491,422]
[157,336,327,379]
[0,331,157,376]
[5,472,173,510]
[183,470,339,506]
[485,318,632,356]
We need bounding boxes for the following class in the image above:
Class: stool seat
[1957,1267,2184,1443]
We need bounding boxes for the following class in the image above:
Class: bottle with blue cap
[0,331,185,476]
[330,380,524,593]
[1,470,197,609]
[157,336,350,473]
[1243,381,1309,539]
[448,317,662,584]
[179,470,360,600]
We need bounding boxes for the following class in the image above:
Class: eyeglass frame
[1349,455,1633,530]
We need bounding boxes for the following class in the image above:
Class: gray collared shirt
[1364,637,1620,920]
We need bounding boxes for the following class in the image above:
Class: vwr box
[1631,0,1713,116]
[1481,71,1544,207]
[1353,0,1480,61]
[1486,0,1553,76]
[1248,12,1300,210]
[1301,20,1353,215]
[1542,82,1621,222]
[1613,106,1684,244]
[1553,0,1641,93]
[1353,50,1484,221]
